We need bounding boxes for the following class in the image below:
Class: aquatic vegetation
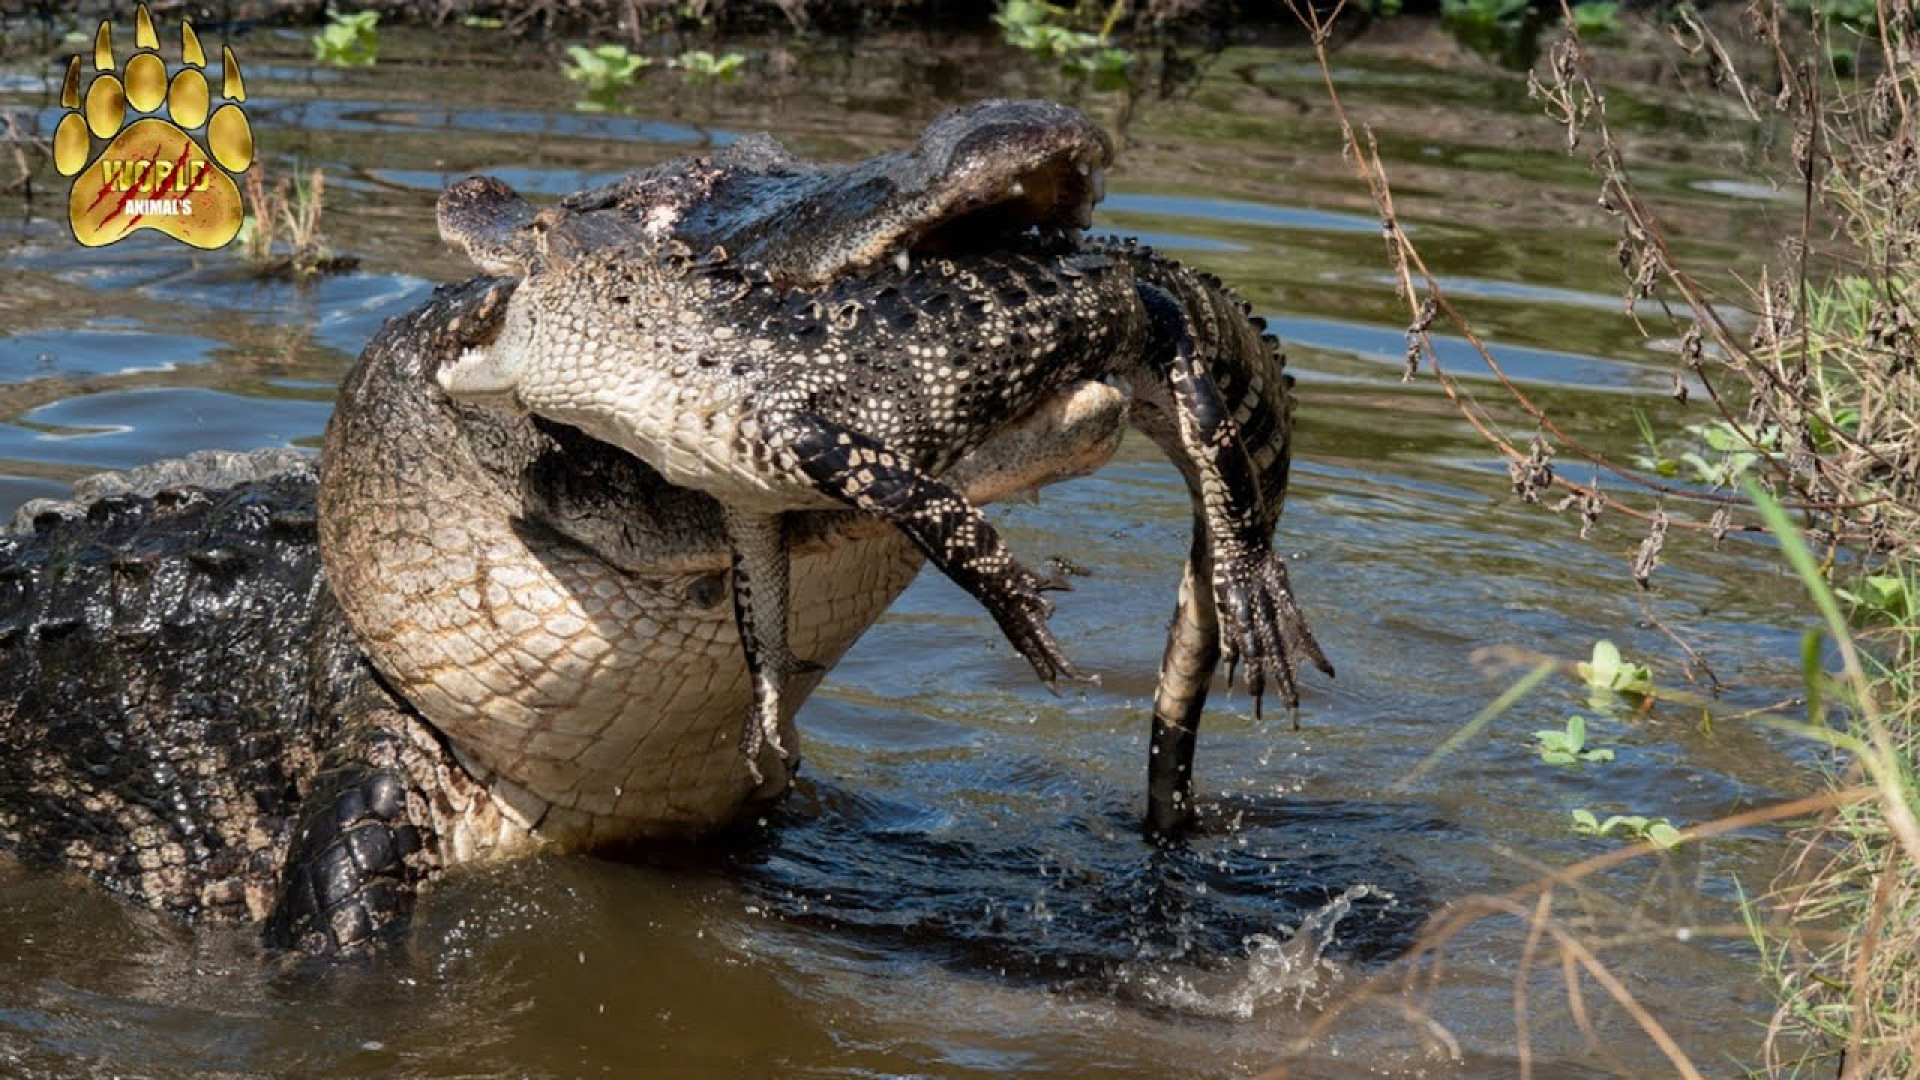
[563,44,650,109]
[1533,714,1614,766]
[674,49,746,82]
[312,10,378,67]
[235,165,356,279]
[560,43,747,103]
[1575,639,1652,708]
[1837,572,1914,626]
[994,0,1136,90]
[1570,809,1683,849]
[1634,415,1786,489]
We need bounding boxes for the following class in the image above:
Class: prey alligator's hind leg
[722,507,814,784]
[782,416,1089,688]
[1138,283,1333,714]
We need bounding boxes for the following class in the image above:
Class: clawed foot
[989,565,1097,690]
[740,696,787,786]
[740,659,816,785]
[1214,549,1334,714]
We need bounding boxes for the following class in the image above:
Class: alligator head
[438,98,1111,288]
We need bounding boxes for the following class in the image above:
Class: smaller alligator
[437,99,1333,789]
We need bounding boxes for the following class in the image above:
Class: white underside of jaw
[439,345,526,406]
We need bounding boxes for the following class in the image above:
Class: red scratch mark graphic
[84,137,199,238]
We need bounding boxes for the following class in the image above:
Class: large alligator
[0,100,1326,955]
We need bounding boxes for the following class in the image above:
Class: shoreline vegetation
[1257,0,1915,1074]
[1,0,1268,36]
[2,0,1913,1073]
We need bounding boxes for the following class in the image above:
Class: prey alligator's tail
[1103,241,1334,835]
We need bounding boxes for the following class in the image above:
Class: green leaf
[1646,820,1684,849]
[1599,814,1647,835]
[1837,573,1914,624]
[1535,713,1613,767]
[1571,809,1680,846]
[1802,626,1826,726]
[1576,640,1620,688]
[313,9,380,66]
[1578,640,1652,705]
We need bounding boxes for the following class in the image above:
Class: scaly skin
[0,451,527,953]
[0,276,1126,951]
[0,102,1325,952]
[434,104,1332,822]
[322,277,1130,846]
[1113,244,1334,834]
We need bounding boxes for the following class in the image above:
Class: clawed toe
[1214,549,1331,715]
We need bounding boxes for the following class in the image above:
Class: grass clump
[1736,16,1920,1066]
[237,166,356,279]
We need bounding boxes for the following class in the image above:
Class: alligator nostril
[687,573,727,609]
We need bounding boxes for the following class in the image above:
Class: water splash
[1123,884,1392,1020]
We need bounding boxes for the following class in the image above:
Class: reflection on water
[0,18,1811,1078]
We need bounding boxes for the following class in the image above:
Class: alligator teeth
[1076,160,1090,176]
[893,248,910,274]
[1008,180,1026,198]
[1073,200,1093,229]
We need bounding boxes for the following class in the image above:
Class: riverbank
[2,0,1226,37]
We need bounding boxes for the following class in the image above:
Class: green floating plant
[314,10,379,67]
[1577,639,1653,710]
[1571,809,1684,849]
[676,50,746,82]
[563,44,651,110]
[1535,714,1615,766]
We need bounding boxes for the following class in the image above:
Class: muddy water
[0,20,1817,1078]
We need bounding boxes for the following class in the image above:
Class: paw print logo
[53,4,253,250]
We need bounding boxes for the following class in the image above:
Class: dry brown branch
[1266,778,1869,1069]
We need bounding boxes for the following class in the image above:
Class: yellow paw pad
[58,4,253,250]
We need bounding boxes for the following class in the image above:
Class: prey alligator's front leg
[722,507,810,785]
[781,414,1089,688]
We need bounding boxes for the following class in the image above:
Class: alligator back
[0,456,359,923]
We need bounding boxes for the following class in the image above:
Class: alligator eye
[687,572,727,609]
